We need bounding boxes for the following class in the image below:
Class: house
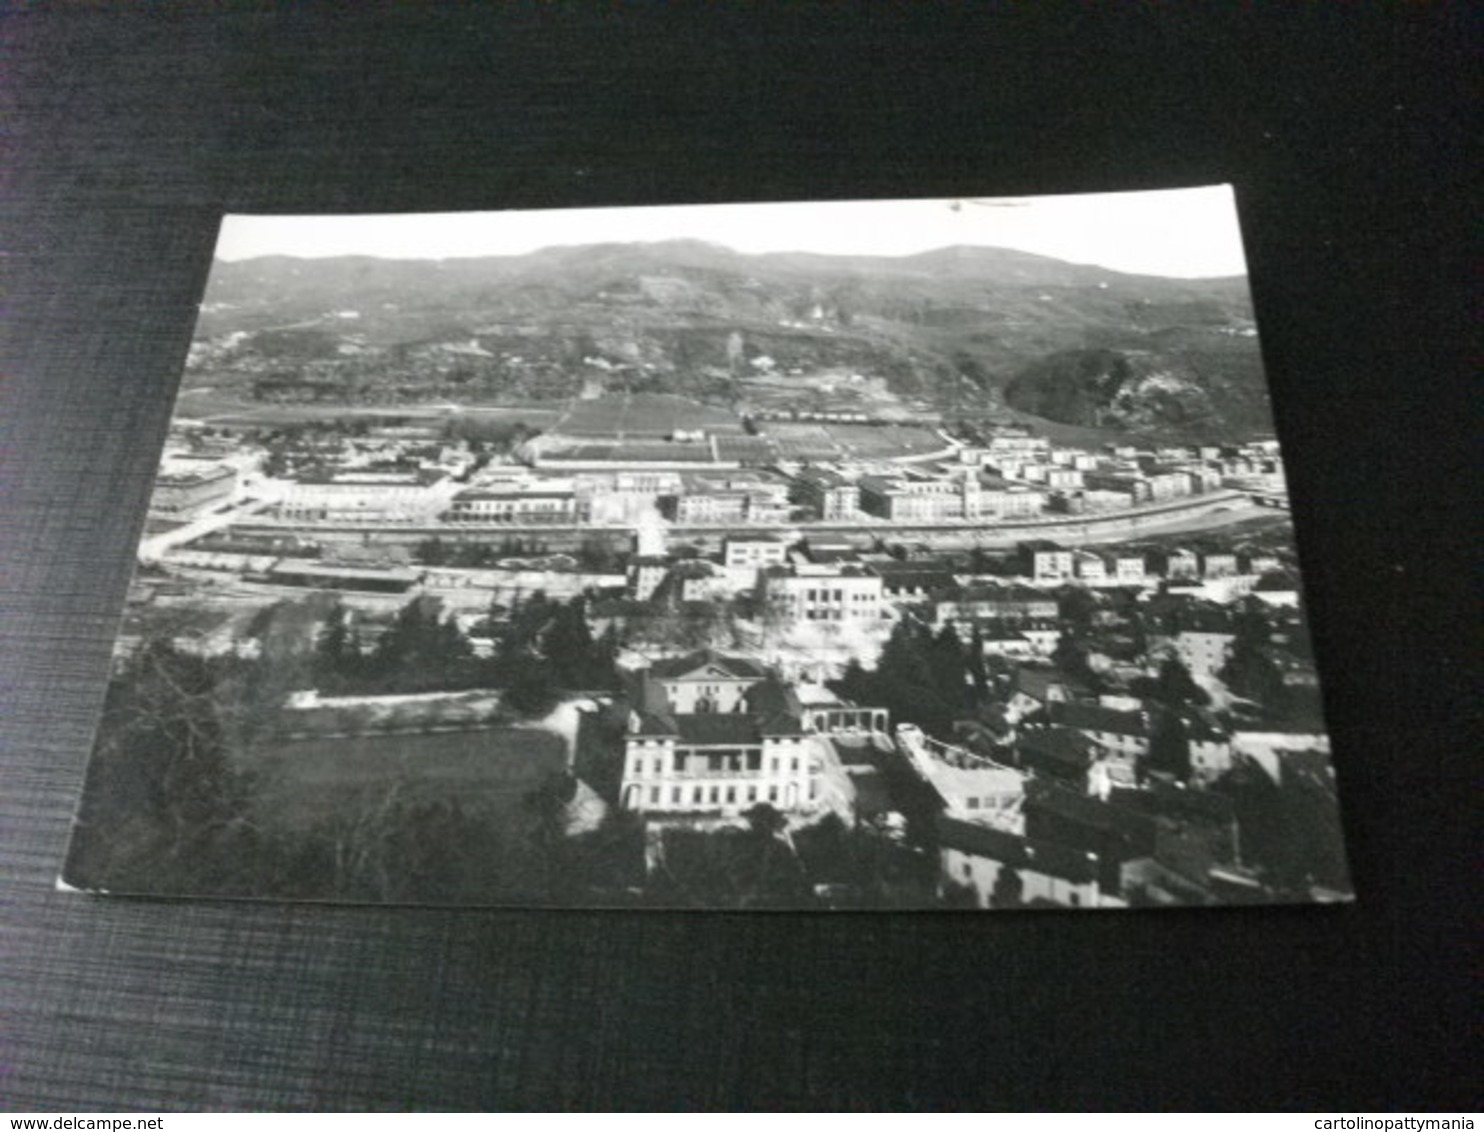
[724,535,788,572]
[1048,701,1151,759]
[977,479,1048,519]
[1164,548,1201,581]
[758,563,885,627]
[1184,712,1234,785]
[1083,473,1149,507]
[627,555,669,601]
[977,631,1040,661]
[1006,667,1091,723]
[1251,569,1301,608]
[1174,629,1236,678]
[937,815,1102,909]
[871,562,958,602]
[669,559,727,604]
[1112,554,1148,585]
[661,473,791,525]
[1046,466,1084,491]
[283,468,457,524]
[1019,541,1074,584]
[794,538,860,563]
[933,582,1060,633]
[1202,552,1240,579]
[790,468,859,519]
[1231,730,1333,784]
[857,473,964,522]
[619,651,823,816]
[894,724,1026,830]
[149,464,238,519]
[722,535,789,589]
[262,560,421,594]
[1011,726,1101,787]
[1108,783,1240,881]
[1022,779,1158,894]
[1074,551,1108,584]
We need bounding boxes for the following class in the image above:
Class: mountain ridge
[192,240,1270,438]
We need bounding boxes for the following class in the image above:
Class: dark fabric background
[2,4,1477,1112]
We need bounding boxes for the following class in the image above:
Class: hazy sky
[215,185,1248,279]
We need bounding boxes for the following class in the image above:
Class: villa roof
[649,649,768,681]
[674,714,762,745]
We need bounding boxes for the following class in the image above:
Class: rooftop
[1050,702,1149,738]
[649,649,769,682]
[936,815,1100,886]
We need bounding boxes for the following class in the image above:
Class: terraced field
[762,422,950,461]
[551,393,745,439]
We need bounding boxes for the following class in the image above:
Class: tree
[542,597,596,688]
[966,625,989,698]
[1145,709,1192,781]
[65,641,249,894]
[941,879,980,909]
[829,657,874,705]
[743,801,787,840]
[1220,605,1286,713]
[503,660,559,717]
[1153,657,1209,707]
[1053,628,1095,687]
[1212,761,1350,897]
[929,623,971,713]
[315,602,354,684]
[740,803,807,908]
[989,867,1025,909]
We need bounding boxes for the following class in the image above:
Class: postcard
[63,187,1353,909]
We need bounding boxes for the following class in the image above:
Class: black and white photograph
[62,187,1353,911]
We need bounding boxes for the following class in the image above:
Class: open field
[762,421,949,461]
[245,725,567,831]
[174,389,565,430]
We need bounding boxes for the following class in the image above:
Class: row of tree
[310,590,622,712]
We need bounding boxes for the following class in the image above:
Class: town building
[1113,553,1148,584]
[1006,667,1091,722]
[871,562,957,603]
[895,724,1026,831]
[1022,779,1158,894]
[280,469,455,524]
[660,473,791,525]
[1011,726,1103,788]
[1048,702,1151,759]
[789,468,860,520]
[977,479,1048,519]
[443,481,582,524]
[619,651,824,816]
[1019,541,1075,584]
[758,563,885,626]
[149,464,238,519]
[937,815,1102,909]
[1074,552,1108,584]
[856,473,965,522]
[932,583,1060,638]
[723,535,789,572]
[627,555,669,601]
